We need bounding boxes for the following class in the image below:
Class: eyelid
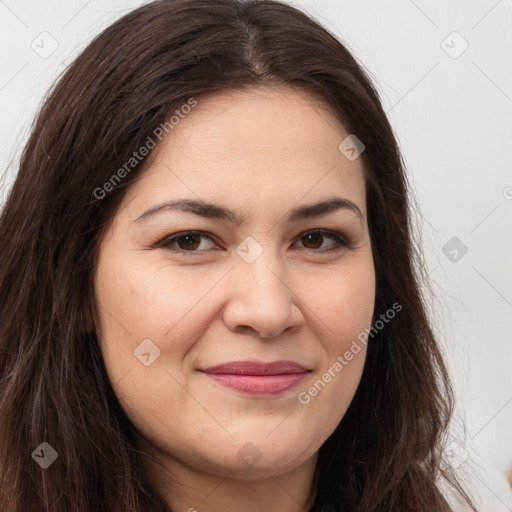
[154,228,351,256]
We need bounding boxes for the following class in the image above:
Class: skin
[93,84,376,512]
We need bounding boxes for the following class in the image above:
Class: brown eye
[301,232,323,249]
[174,233,201,250]
[157,231,217,255]
[295,229,349,252]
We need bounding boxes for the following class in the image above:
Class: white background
[1,1,511,510]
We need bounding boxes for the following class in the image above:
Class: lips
[199,360,310,395]
[201,360,309,375]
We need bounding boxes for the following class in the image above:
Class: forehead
[161,84,350,160]
[118,84,367,223]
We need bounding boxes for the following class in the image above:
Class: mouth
[198,360,311,396]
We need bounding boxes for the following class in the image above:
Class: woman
[0,0,478,510]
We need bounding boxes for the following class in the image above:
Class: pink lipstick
[199,360,310,396]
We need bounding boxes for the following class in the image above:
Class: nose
[222,249,304,339]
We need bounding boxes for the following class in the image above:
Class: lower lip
[203,372,307,395]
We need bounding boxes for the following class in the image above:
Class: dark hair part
[0,0,477,510]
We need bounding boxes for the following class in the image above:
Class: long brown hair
[0,0,477,510]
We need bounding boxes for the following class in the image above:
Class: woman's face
[93,85,375,480]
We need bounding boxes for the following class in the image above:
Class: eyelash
[154,229,351,257]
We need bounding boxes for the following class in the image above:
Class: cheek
[296,261,374,421]
[306,260,376,353]
[94,250,215,356]
[295,346,366,449]
[93,251,214,441]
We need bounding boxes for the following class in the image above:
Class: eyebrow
[134,196,364,226]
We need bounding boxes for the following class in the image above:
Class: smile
[199,360,311,396]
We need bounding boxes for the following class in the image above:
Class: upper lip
[199,360,310,375]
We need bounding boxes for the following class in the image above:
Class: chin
[237,441,314,476]
[191,439,315,480]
